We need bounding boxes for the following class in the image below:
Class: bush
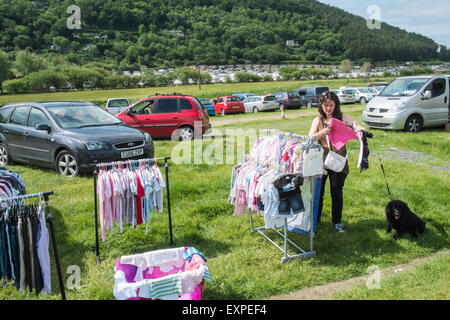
[26,70,67,91]
[3,78,29,94]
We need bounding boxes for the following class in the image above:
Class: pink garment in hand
[328,118,357,150]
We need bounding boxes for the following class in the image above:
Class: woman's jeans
[317,169,347,225]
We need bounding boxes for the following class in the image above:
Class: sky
[317,0,450,48]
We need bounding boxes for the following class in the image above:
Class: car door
[421,77,448,126]
[151,98,179,137]
[22,107,53,165]
[3,106,30,162]
[119,99,158,136]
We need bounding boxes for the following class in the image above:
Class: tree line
[0,0,448,73]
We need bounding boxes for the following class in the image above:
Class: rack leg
[94,172,101,264]
[45,196,66,300]
[164,160,174,247]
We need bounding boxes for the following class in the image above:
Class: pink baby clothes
[328,118,357,150]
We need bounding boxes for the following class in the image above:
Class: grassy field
[0,81,448,300]
[0,77,395,108]
[332,252,450,300]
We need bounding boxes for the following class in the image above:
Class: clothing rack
[93,157,174,264]
[247,130,321,263]
[0,191,66,300]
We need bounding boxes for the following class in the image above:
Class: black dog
[385,200,426,240]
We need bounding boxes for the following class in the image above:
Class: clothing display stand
[0,191,66,300]
[247,129,321,264]
[249,176,319,264]
[93,157,174,264]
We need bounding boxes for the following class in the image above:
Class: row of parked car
[1,76,446,178]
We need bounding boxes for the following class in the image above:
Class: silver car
[362,76,449,132]
[332,89,357,104]
[243,95,279,113]
[105,98,131,115]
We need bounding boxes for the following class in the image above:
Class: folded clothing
[272,174,304,200]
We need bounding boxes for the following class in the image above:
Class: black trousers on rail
[317,169,347,225]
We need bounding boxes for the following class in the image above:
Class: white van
[362,76,449,132]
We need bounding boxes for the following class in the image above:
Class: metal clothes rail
[249,176,319,264]
[93,157,174,264]
[247,130,321,263]
[0,191,66,300]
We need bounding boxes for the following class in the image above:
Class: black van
[296,86,330,107]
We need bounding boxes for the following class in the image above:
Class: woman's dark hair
[318,91,343,121]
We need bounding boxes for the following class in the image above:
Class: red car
[115,94,211,140]
[213,96,245,115]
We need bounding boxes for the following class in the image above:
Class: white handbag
[324,136,347,172]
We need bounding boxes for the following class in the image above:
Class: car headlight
[391,102,408,113]
[83,141,109,151]
[144,132,152,143]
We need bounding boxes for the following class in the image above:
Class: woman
[308,91,365,232]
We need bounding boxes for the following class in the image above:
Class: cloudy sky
[317,0,450,48]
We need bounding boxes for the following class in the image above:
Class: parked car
[354,87,376,103]
[342,87,375,103]
[116,94,211,141]
[296,86,330,107]
[242,95,279,113]
[0,101,154,177]
[198,98,216,116]
[105,98,131,115]
[367,87,380,95]
[232,93,256,101]
[213,96,245,115]
[331,89,357,104]
[272,91,303,109]
[362,75,449,132]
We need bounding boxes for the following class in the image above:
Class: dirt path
[210,106,366,127]
[268,249,450,300]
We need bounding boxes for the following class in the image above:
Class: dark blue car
[198,98,216,116]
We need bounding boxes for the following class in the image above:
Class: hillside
[0,0,448,69]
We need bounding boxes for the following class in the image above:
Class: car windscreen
[380,78,429,97]
[199,98,212,105]
[358,88,370,93]
[264,96,276,101]
[316,87,329,95]
[46,105,122,129]
[108,99,129,107]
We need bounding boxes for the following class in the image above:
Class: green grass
[332,252,450,300]
[0,83,448,300]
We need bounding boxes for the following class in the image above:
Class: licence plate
[368,117,382,122]
[121,148,144,159]
[233,106,240,109]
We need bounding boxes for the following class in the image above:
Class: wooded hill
[0,0,448,69]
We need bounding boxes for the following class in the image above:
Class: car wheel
[360,97,367,103]
[0,143,10,166]
[56,150,79,177]
[221,108,225,116]
[253,107,259,113]
[307,101,312,108]
[404,115,422,133]
[178,126,194,141]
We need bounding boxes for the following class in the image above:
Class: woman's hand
[315,127,331,139]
